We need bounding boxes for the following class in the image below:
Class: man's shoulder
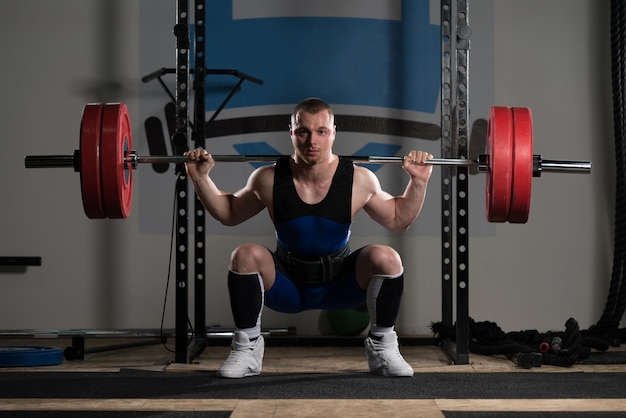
[352,163,381,191]
[253,163,276,177]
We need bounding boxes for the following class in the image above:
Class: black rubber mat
[580,351,626,364]
[0,369,624,400]
[0,414,229,418]
[444,413,626,418]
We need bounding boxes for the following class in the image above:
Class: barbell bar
[24,154,474,167]
[23,154,477,168]
[24,152,591,173]
[23,103,592,222]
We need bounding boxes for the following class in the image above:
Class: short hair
[291,97,334,125]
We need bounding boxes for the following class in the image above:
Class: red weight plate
[100,103,133,218]
[485,106,513,222]
[80,103,107,219]
[508,107,533,223]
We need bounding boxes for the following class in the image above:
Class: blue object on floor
[0,346,64,367]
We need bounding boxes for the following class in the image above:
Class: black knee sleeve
[227,271,263,329]
[369,273,404,327]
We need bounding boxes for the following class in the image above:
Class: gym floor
[1,335,625,417]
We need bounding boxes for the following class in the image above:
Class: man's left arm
[361,150,433,232]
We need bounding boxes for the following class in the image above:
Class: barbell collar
[477,154,489,173]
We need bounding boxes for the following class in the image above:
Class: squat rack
[168,0,472,364]
[172,0,208,363]
[440,0,471,365]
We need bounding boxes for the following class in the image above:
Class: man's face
[289,110,336,165]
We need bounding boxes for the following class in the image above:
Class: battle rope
[591,0,626,335]
[431,318,608,367]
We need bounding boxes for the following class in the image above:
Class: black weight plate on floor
[0,346,64,367]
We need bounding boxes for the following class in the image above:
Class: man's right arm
[185,150,266,226]
[190,174,265,226]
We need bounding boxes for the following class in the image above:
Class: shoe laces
[369,337,403,360]
[225,342,256,364]
[225,348,251,364]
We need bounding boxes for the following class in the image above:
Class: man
[185,97,433,378]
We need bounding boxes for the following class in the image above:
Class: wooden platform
[1,335,626,417]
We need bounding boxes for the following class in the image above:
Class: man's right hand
[184,148,214,181]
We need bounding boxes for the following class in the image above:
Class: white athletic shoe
[217,331,264,378]
[364,330,414,377]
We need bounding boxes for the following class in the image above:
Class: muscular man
[185,97,433,378]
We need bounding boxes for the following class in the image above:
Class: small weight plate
[80,103,107,219]
[0,346,64,367]
[486,106,514,222]
[100,103,133,218]
[508,107,533,223]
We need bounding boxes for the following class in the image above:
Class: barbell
[24,103,591,223]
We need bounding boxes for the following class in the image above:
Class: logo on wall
[204,0,440,113]
[196,0,441,146]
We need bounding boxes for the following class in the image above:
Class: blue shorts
[264,247,367,313]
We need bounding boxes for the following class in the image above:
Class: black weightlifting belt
[275,243,350,285]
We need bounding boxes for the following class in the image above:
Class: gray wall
[0,0,617,336]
